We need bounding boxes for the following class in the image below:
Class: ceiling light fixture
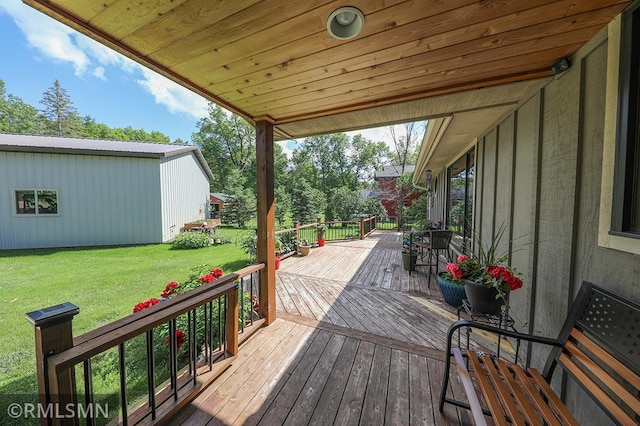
[327,7,365,40]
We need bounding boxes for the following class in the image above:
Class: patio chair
[416,230,453,285]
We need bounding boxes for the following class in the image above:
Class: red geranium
[166,329,186,349]
[199,273,215,283]
[133,298,160,313]
[211,268,223,278]
[161,281,180,298]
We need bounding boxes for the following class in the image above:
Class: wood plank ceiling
[23,0,631,140]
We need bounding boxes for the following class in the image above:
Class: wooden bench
[439,281,640,425]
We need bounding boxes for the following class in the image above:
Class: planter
[436,273,466,308]
[463,279,509,316]
[275,257,281,270]
[402,250,417,271]
[318,238,325,247]
[299,245,311,256]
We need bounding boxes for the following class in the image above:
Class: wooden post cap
[25,302,79,327]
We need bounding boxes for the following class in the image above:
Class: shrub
[172,231,210,249]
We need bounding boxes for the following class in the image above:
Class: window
[15,190,58,215]
[612,0,640,236]
[446,148,475,250]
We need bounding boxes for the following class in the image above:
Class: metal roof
[0,133,214,180]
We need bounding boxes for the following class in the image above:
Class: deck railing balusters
[169,319,177,401]
[145,329,156,420]
[83,359,94,426]
[118,343,128,426]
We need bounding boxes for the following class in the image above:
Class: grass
[0,227,252,408]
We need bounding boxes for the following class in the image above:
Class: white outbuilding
[0,134,214,249]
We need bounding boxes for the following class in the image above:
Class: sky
[0,1,422,158]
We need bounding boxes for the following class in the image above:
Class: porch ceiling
[23,0,630,140]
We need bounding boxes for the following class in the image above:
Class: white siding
[159,153,210,242]
[0,151,162,249]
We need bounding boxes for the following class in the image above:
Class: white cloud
[1,1,209,120]
[93,66,106,81]
[136,67,208,119]
[1,1,89,76]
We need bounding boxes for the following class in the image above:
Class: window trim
[14,188,60,217]
[611,0,640,236]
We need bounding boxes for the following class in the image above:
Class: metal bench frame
[439,281,640,425]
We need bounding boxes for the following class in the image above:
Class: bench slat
[563,338,640,418]
[468,352,509,426]
[559,352,637,424]
[507,362,562,426]
[527,367,580,426]
[480,354,526,426]
[494,359,554,425]
[569,328,640,391]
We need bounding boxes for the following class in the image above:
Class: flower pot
[463,279,509,316]
[402,250,417,271]
[437,273,466,308]
[275,257,281,270]
[299,245,311,256]
[318,238,325,247]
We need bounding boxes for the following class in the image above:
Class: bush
[172,232,210,249]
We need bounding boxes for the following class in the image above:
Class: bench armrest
[446,319,563,351]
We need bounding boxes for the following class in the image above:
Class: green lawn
[0,228,251,402]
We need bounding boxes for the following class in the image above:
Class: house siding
[159,152,210,241]
[455,28,639,424]
[0,151,161,249]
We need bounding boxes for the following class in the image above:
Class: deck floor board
[169,231,500,425]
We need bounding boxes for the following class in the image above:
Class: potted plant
[317,224,328,247]
[444,227,523,315]
[275,236,282,270]
[297,239,311,256]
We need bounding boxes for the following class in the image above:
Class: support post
[360,217,365,239]
[26,302,79,426]
[226,287,239,355]
[255,120,276,325]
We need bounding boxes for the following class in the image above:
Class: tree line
[0,79,172,142]
[1,78,425,228]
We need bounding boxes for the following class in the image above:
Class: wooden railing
[27,264,265,426]
[274,216,378,258]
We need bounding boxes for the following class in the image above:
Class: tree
[0,80,46,134]
[328,186,360,221]
[359,196,387,220]
[192,103,256,191]
[350,134,390,187]
[222,169,255,228]
[389,122,422,173]
[290,179,326,224]
[40,79,82,136]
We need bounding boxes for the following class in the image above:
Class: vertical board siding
[0,152,161,249]
[494,116,514,258]
[159,153,210,242]
[471,25,640,425]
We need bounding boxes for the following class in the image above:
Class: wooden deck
[168,232,497,425]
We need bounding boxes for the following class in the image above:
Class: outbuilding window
[612,0,640,236]
[15,189,58,215]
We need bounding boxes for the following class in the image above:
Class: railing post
[226,286,239,356]
[360,217,365,239]
[294,221,299,245]
[26,303,79,426]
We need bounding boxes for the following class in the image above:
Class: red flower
[446,263,464,279]
[457,255,469,263]
[211,268,223,278]
[133,298,160,313]
[252,295,259,312]
[166,329,186,349]
[199,273,215,283]
[161,281,180,298]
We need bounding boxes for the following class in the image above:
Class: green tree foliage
[388,122,423,171]
[359,196,387,220]
[328,186,360,221]
[350,134,390,187]
[222,169,255,228]
[290,179,326,224]
[40,79,83,136]
[192,103,256,191]
[0,81,46,134]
